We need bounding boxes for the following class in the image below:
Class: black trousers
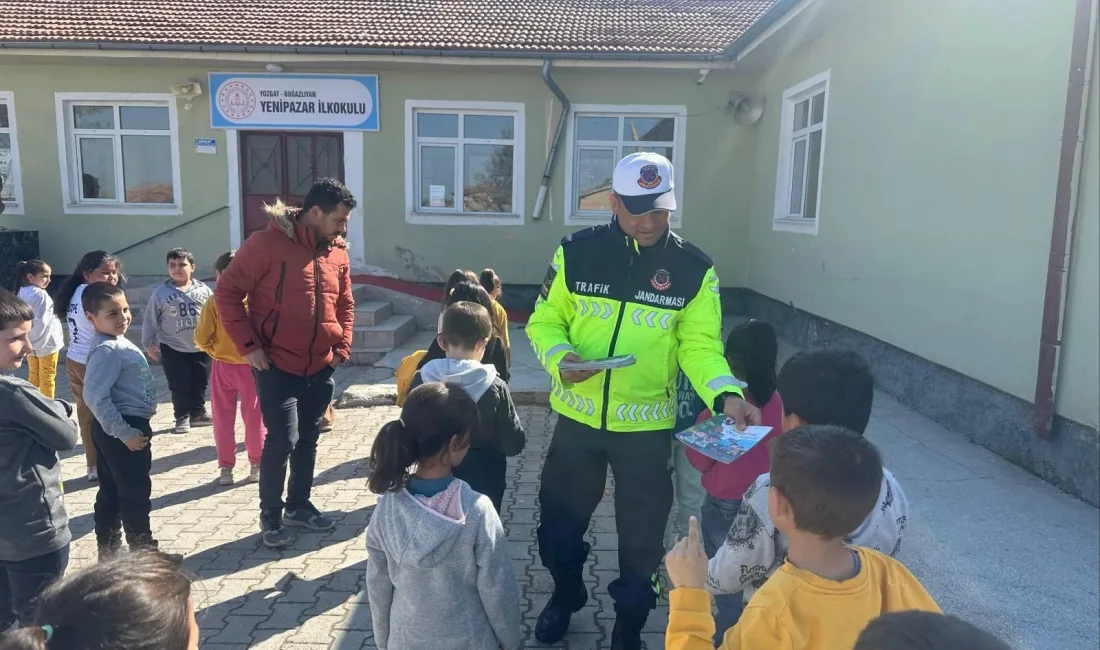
[454,448,507,513]
[537,415,673,613]
[255,365,336,516]
[160,344,211,420]
[0,545,69,630]
[91,416,155,551]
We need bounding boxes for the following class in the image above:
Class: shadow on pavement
[68,454,373,542]
[62,441,244,495]
[193,521,373,645]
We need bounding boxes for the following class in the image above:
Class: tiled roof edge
[0,40,732,59]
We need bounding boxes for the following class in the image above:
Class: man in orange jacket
[215,178,356,548]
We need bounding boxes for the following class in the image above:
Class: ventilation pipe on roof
[1033,0,1096,438]
[532,60,571,220]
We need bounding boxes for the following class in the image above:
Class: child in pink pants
[194,251,266,485]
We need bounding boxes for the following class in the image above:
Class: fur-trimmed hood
[263,199,347,249]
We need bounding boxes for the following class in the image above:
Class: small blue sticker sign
[194,138,217,154]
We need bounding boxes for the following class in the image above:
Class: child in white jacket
[365,382,521,650]
[15,260,64,397]
[706,350,910,606]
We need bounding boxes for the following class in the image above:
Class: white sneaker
[87,467,98,482]
[218,468,234,486]
[246,464,261,483]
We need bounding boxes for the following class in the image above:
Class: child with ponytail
[0,551,198,650]
[53,250,124,482]
[365,382,522,650]
[478,268,511,366]
[685,319,784,640]
[14,260,64,397]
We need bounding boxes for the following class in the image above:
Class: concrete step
[347,348,392,366]
[354,301,393,327]
[352,314,417,350]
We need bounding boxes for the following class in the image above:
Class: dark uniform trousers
[537,414,673,614]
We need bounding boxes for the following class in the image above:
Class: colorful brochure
[675,416,773,464]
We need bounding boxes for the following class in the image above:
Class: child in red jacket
[685,319,784,642]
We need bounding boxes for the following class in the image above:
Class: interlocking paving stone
[47,356,674,647]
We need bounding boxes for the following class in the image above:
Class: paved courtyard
[28,345,1100,650]
[48,365,662,650]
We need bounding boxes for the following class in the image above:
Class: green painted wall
[360,66,757,287]
[1059,42,1100,429]
[0,58,758,289]
[743,0,1098,426]
[0,60,231,276]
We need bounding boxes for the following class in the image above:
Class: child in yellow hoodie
[194,251,266,486]
[664,425,939,650]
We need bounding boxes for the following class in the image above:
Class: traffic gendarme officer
[527,152,761,649]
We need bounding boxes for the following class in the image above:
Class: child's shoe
[284,502,335,531]
[87,466,98,482]
[97,536,122,563]
[245,464,261,483]
[260,511,290,548]
[219,468,234,486]
[190,410,212,426]
[173,416,190,434]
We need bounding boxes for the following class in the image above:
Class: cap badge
[637,164,662,190]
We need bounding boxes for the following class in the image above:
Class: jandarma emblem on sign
[637,164,663,190]
[651,269,671,291]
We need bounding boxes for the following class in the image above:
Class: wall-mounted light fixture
[170,80,203,110]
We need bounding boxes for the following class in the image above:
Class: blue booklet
[675,416,773,464]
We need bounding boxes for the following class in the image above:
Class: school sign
[208,73,380,131]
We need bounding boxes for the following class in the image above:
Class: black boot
[126,532,185,565]
[610,609,648,650]
[97,536,122,563]
[534,577,588,644]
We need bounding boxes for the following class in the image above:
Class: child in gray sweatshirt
[82,282,179,562]
[142,247,212,433]
[366,383,522,650]
[0,290,78,628]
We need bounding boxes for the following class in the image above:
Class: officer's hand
[665,516,708,590]
[559,353,601,384]
[723,394,761,431]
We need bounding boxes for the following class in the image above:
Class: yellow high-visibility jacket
[527,222,742,432]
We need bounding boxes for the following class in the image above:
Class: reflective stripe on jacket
[526,221,741,432]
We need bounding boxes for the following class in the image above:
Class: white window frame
[773,71,830,235]
[563,104,686,227]
[54,92,183,216]
[0,91,24,215]
[404,100,525,226]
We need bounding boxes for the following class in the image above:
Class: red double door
[240,131,344,239]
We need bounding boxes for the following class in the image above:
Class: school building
[0,0,1097,503]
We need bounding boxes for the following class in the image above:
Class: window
[564,105,686,225]
[0,92,23,214]
[404,100,525,225]
[55,93,182,215]
[774,71,829,234]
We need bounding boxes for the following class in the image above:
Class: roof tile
[0,0,778,55]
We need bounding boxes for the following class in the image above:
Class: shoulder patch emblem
[540,264,558,300]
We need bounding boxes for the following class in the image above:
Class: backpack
[396,350,428,406]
